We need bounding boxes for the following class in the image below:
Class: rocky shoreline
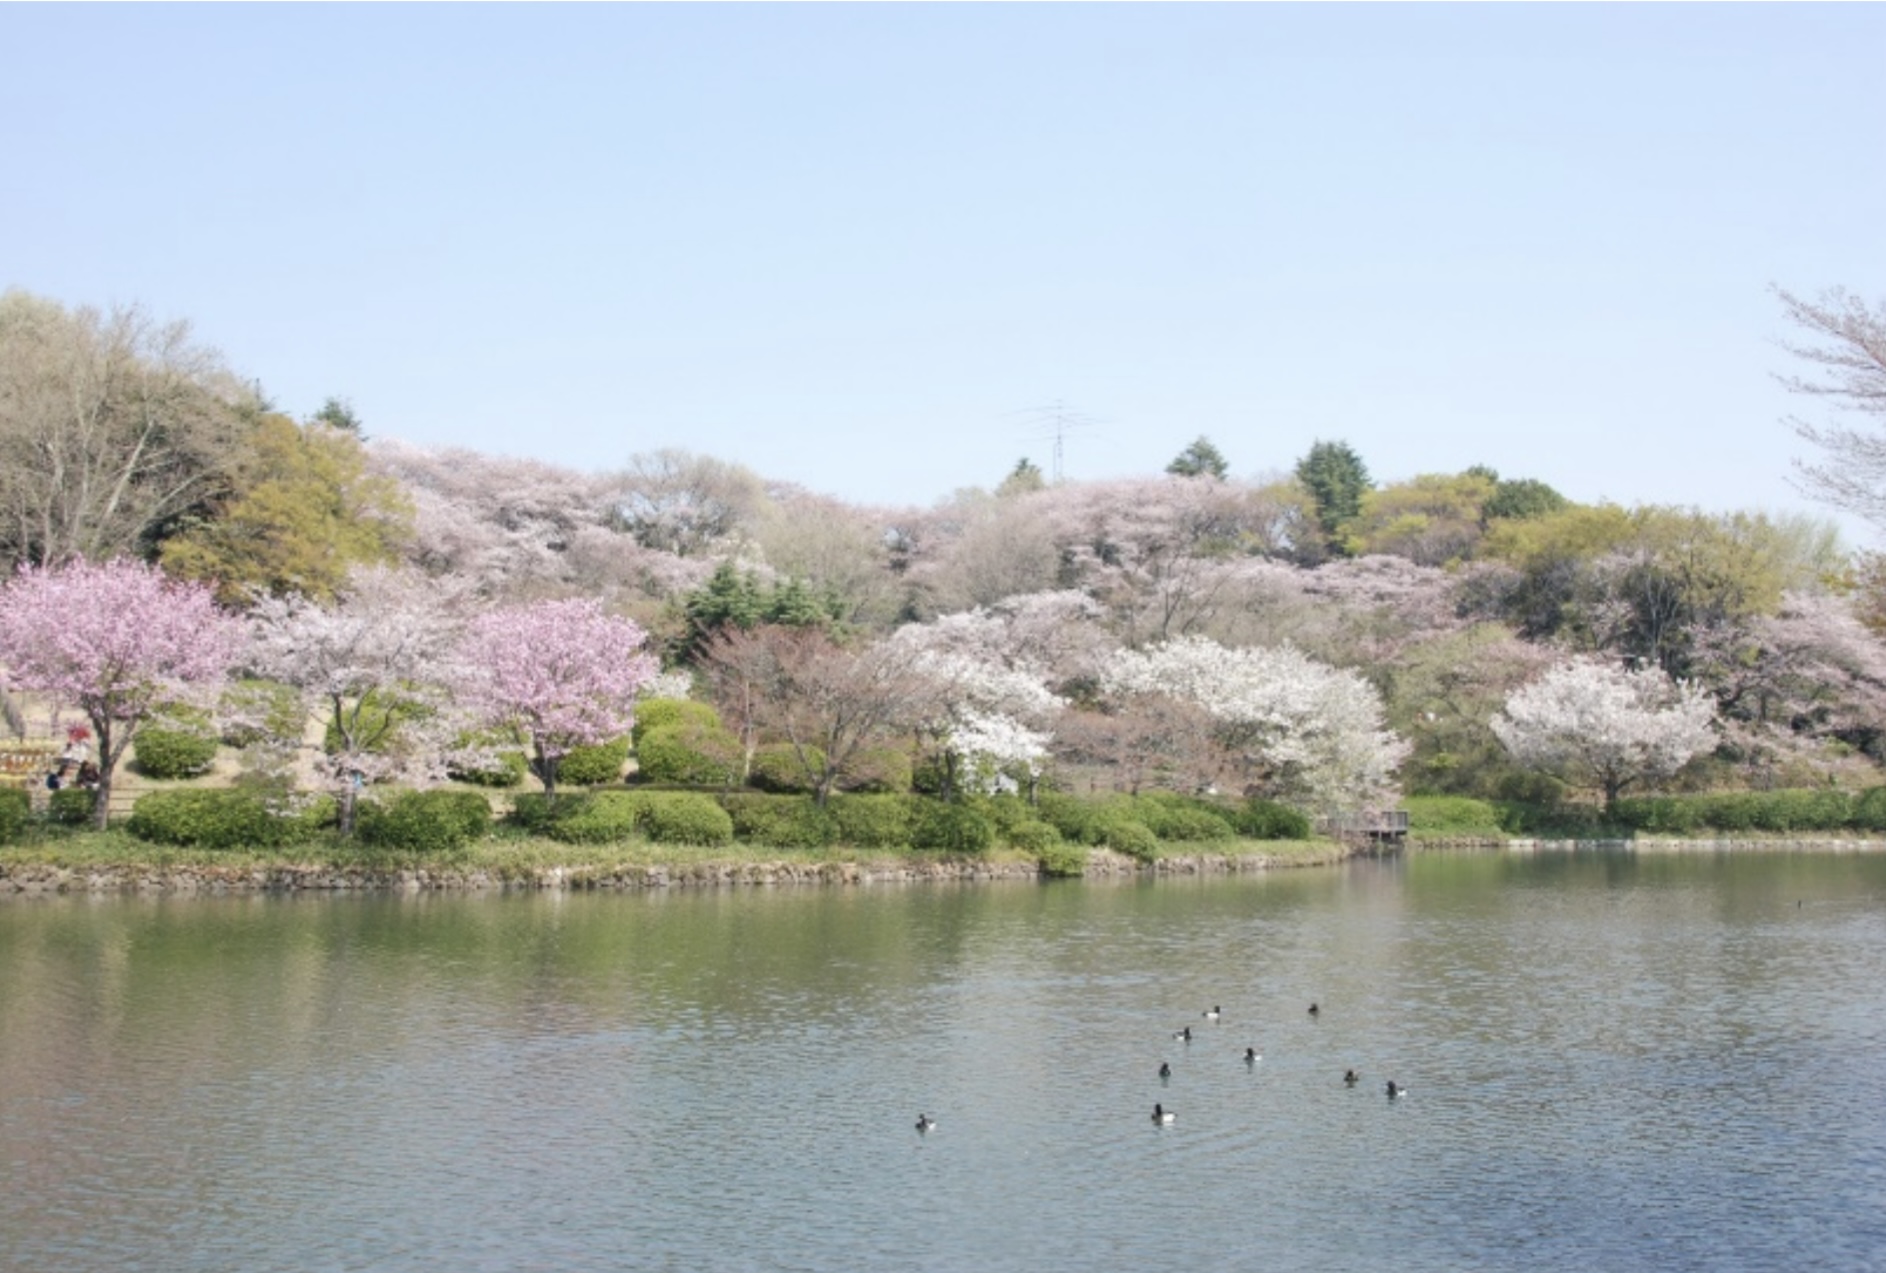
[0,845,1358,896]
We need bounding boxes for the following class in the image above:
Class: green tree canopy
[158,414,413,605]
[1294,440,1372,554]
[1166,436,1229,480]
[997,457,1046,497]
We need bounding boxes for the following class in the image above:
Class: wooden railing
[1319,809,1410,844]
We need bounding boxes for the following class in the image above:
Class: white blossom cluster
[1100,635,1407,814]
[1491,658,1716,804]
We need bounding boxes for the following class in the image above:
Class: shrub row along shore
[0,840,1359,896]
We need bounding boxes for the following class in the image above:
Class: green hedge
[356,790,492,852]
[128,790,336,849]
[637,792,734,845]
[1129,793,1235,841]
[1853,787,1886,832]
[826,794,915,847]
[0,788,29,842]
[49,788,97,825]
[749,743,823,794]
[1404,795,1508,838]
[715,792,836,848]
[1099,816,1159,862]
[557,736,632,787]
[1230,797,1311,840]
[542,791,645,844]
[634,723,741,786]
[1613,789,1857,835]
[632,698,723,746]
[133,719,222,779]
[909,802,995,854]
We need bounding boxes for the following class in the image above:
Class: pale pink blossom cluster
[457,597,661,795]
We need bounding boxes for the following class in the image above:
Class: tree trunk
[91,716,114,831]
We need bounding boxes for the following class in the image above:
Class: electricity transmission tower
[1013,400,1101,484]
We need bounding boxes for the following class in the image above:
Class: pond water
[3,851,1885,1272]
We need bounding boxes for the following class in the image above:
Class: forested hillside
[5,285,1886,822]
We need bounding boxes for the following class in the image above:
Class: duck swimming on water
[1159,1062,1172,1079]
[1385,1081,1405,1099]
[1244,1047,1261,1064]
[1202,1006,1222,1021]
[1152,1103,1175,1124]
[1343,1069,1360,1086]
[1173,1026,1193,1042]
[916,1113,937,1132]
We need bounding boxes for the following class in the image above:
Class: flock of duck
[915,1000,1405,1135]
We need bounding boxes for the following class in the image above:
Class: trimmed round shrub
[638,792,735,846]
[557,736,632,787]
[1007,819,1063,853]
[1100,816,1159,862]
[632,698,723,746]
[827,794,915,847]
[0,787,31,842]
[509,792,592,833]
[749,743,823,794]
[1231,797,1312,840]
[1032,835,1089,879]
[134,709,221,780]
[128,789,336,849]
[910,802,995,854]
[543,791,645,844]
[634,723,741,786]
[717,792,835,848]
[49,787,98,825]
[356,790,491,853]
[839,747,914,795]
[220,679,306,748]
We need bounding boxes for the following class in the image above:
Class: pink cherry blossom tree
[0,557,242,827]
[246,566,473,834]
[458,597,661,801]
[1491,658,1717,812]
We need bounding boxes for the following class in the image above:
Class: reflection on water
[2,853,1884,1272]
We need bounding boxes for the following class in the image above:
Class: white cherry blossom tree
[1491,658,1717,812]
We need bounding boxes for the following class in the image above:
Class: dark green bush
[1130,794,1235,841]
[543,792,644,844]
[128,790,336,849]
[134,708,221,779]
[1751,789,1851,832]
[637,792,734,846]
[973,793,1037,836]
[1035,792,1112,845]
[826,794,915,847]
[1231,797,1312,840]
[910,802,995,854]
[749,743,823,794]
[632,698,722,746]
[633,723,741,786]
[49,787,97,825]
[510,791,593,834]
[1100,816,1159,862]
[355,790,491,852]
[1033,838,1088,878]
[220,679,306,748]
[716,792,836,848]
[1614,796,1700,834]
[0,787,31,841]
[557,736,632,787]
[839,746,914,794]
[1852,787,1886,832]
[1007,819,1063,853]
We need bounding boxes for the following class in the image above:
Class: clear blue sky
[5,5,1882,537]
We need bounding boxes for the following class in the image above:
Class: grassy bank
[0,823,1355,890]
